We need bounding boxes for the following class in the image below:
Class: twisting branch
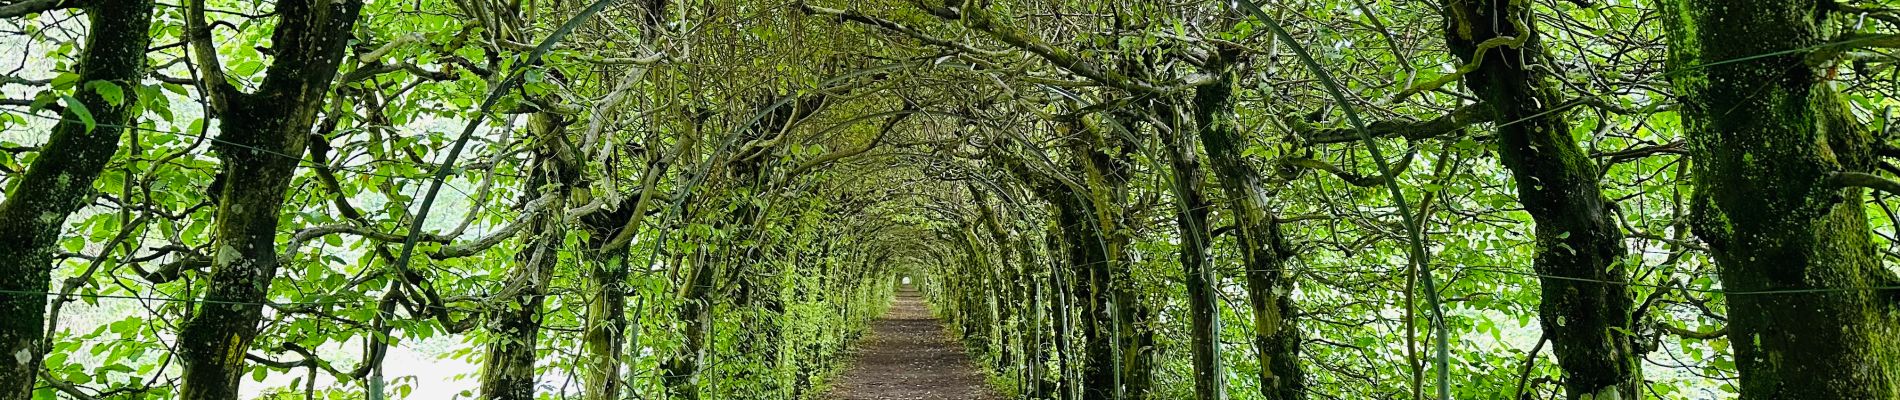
[1281,151,1417,188]
[799,3,1006,58]
[357,33,426,63]
[1655,323,1728,340]
[911,0,1165,94]
[1594,140,1687,165]
[431,194,559,259]
[1386,16,1532,104]
[497,39,665,65]
[134,254,212,284]
[186,0,238,110]
[1295,103,1495,144]
[1829,171,1900,196]
[0,0,83,18]
[35,372,98,400]
[280,224,452,260]
[783,105,920,179]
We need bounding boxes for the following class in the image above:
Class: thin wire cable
[0,109,520,181]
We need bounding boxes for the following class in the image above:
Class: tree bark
[1044,219,1080,400]
[1193,49,1307,400]
[0,1,151,396]
[1156,104,1226,399]
[1067,159,1122,400]
[662,248,716,400]
[477,113,576,400]
[175,2,361,399]
[1664,1,1900,397]
[1440,2,1640,399]
[974,187,1026,383]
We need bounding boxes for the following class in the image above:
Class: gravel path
[825,291,1002,400]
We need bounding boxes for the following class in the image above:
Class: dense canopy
[1,0,1898,399]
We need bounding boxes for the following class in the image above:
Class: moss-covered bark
[1044,208,1081,400]
[1440,2,1639,399]
[578,250,627,400]
[175,1,361,398]
[0,1,152,396]
[993,146,1093,400]
[1156,100,1227,399]
[477,113,576,400]
[1068,115,1161,400]
[974,186,1028,385]
[1196,48,1306,400]
[1664,1,1900,397]
[662,248,716,400]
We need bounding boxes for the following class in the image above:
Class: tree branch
[431,194,558,259]
[1655,323,1727,340]
[800,3,1005,58]
[0,0,83,18]
[785,106,918,178]
[1280,151,1417,187]
[135,254,211,284]
[1295,103,1495,144]
[914,0,1165,94]
[186,0,239,110]
[1829,171,1900,196]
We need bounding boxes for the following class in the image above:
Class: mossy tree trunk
[1664,1,1900,397]
[0,1,152,396]
[663,246,716,400]
[1155,101,1226,399]
[478,113,577,400]
[1440,2,1641,399]
[1045,208,1081,400]
[1070,147,1126,400]
[175,6,362,400]
[174,1,361,399]
[1194,48,1306,400]
[994,146,1090,400]
[974,186,1027,384]
[1069,115,1161,400]
[575,6,667,398]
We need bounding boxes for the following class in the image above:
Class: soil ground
[824,290,1002,400]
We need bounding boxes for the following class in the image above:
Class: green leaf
[87,80,124,107]
[61,94,95,133]
[50,72,81,89]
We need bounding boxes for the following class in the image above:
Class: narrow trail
[825,290,1002,400]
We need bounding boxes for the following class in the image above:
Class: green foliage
[9,0,1900,399]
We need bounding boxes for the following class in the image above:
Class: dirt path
[825,290,1001,400]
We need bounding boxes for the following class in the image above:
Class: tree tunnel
[4,0,1900,400]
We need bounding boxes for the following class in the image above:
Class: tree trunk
[1067,192,1119,400]
[1069,117,1153,400]
[1158,104,1226,399]
[1194,50,1306,400]
[663,249,716,400]
[1664,1,1900,397]
[1441,2,1640,399]
[478,113,575,400]
[1020,238,1053,399]
[576,157,667,400]
[1045,223,1080,400]
[0,1,151,396]
[974,187,1025,383]
[175,2,360,399]
[579,251,627,400]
